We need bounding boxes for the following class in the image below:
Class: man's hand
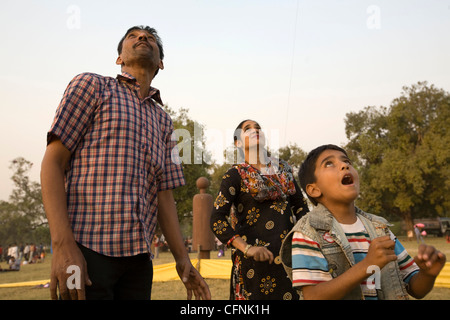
[50,243,92,300]
[157,190,211,300]
[176,257,211,300]
[41,139,92,299]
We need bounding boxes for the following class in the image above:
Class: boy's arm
[302,236,397,300]
[406,244,446,299]
[302,258,373,299]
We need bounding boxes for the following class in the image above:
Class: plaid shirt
[48,72,185,257]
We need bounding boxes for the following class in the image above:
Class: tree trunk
[402,209,414,241]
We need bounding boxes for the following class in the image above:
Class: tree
[278,143,307,177]
[0,158,50,245]
[344,82,450,236]
[163,105,213,226]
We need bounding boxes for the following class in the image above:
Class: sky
[1,0,449,201]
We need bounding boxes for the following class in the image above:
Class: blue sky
[1,0,449,200]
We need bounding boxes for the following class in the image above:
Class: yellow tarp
[0,259,232,288]
[0,279,50,288]
[1,261,449,289]
[434,262,450,289]
[149,259,232,282]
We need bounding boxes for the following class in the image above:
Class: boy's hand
[414,244,446,277]
[365,235,397,269]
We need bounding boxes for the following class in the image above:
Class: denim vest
[280,203,409,300]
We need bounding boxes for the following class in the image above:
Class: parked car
[413,217,450,237]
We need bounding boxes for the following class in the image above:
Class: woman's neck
[244,147,270,172]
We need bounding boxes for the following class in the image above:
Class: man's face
[117,29,163,71]
[307,149,360,206]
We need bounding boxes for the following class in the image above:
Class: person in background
[414,225,424,244]
[8,256,21,271]
[28,243,35,263]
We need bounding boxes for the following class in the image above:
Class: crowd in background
[0,243,48,271]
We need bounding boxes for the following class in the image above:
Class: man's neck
[122,66,154,99]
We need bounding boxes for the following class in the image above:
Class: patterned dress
[211,159,309,300]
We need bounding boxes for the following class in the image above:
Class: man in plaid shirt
[41,26,210,300]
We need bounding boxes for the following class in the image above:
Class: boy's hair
[298,144,348,206]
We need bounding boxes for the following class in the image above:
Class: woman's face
[237,120,265,151]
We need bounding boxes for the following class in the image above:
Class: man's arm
[157,190,211,300]
[40,138,91,300]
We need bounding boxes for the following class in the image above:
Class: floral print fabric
[211,159,309,300]
[236,160,297,202]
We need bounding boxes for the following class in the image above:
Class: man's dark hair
[298,144,348,206]
[117,25,164,60]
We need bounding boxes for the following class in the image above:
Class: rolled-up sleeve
[48,73,100,152]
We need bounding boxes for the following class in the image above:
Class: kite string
[284,0,300,146]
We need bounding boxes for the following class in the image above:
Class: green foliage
[278,143,307,177]
[164,105,213,223]
[344,82,450,232]
[0,158,49,245]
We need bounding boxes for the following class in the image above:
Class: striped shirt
[48,72,185,257]
[292,217,419,299]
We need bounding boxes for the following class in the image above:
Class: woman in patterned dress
[210,120,309,300]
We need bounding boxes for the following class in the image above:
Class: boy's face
[306,149,360,207]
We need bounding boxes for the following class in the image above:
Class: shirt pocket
[321,242,347,278]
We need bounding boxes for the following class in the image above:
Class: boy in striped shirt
[280,144,446,299]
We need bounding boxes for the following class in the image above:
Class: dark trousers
[77,243,153,300]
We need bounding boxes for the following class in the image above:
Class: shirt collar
[117,72,163,105]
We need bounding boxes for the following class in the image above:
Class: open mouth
[341,174,354,185]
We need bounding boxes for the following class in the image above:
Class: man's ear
[306,183,321,200]
[158,59,164,71]
[234,139,242,149]
[116,55,123,66]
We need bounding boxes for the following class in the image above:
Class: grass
[0,236,449,300]
[0,250,230,300]
[0,256,53,300]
